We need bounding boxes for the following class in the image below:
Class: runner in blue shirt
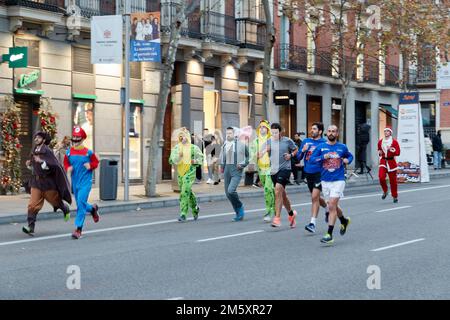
[297,122,333,233]
[310,125,352,245]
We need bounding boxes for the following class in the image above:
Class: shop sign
[1,47,28,68]
[18,70,40,89]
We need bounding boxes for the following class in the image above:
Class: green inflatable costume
[250,120,275,220]
[169,128,204,221]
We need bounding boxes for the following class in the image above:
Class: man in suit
[220,127,249,222]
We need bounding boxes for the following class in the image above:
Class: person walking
[378,127,401,203]
[432,131,444,170]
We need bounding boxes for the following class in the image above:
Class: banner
[437,63,450,90]
[130,12,161,62]
[396,92,430,183]
[91,15,123,64]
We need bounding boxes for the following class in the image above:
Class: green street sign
[1,47,28,68]
[18,70,40,89]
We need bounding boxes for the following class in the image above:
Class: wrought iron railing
[385,64,400,87]
[364,61,379,84]
[275,44,308,72]
[5,0,65,13]
[202,11,237,45]
[315,51,332,77]
[236,18,266,50]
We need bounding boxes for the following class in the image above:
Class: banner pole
[124,0,131,201]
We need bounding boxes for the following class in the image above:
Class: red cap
[72,126,87,140]
[384,126,393,133]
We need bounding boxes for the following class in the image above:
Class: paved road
[1,178,449,300]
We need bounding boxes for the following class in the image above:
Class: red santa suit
[378,127,401,198]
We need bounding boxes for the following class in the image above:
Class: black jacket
[432,135,443,152]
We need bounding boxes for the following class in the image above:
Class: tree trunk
[339,85,347,144]
[262,0,275,120]
[144,5,186,197]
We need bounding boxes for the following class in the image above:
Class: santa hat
[384,126,393,133]
[72,126,87,140]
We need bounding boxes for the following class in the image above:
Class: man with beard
[64,126,100,239]
[22,131,72,236]
[310,125,353,245]
[220,127,249,222]
[378,127,401,203]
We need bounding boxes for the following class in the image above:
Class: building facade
[0,0,266,186]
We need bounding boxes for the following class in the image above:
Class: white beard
[382,136,393,155]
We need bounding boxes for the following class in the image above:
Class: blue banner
[399,92,419,104]
[130,40,161,62]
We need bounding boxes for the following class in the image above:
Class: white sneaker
[263,215,272,222]
[206,179,213,184]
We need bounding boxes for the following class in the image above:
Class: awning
[379,105,398,118]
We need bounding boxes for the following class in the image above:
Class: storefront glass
[123,104,142,180]
[73,100,94,150]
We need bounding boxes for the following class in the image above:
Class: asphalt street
[0,178,449,300]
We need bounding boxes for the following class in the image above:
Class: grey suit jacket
[220,139,249,169]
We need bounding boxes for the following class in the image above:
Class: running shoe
[63,204,71,222]
[178,215,187,222]
[320,233,334,245]
[22,226,34,237]
[305,223,316,233]
[263,213,272,223]
[382,192,388,200]
[340,217,351,236]
[271,216,281,227]
[288,210,297,228]
[91,204,100,223]
[71,229,82,240]
[393,198,398,203]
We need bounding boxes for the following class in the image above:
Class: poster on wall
[396,92,430,183]
[91,15,123,64]
[130,12,161,62]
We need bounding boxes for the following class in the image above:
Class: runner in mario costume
[378,126,401,203]
[64,126,100,239]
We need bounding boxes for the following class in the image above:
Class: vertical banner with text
[396,92,430,183]
[130,12,161,62]
[91,15,123,64]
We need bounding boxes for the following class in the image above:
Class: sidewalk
[1,167,449,225]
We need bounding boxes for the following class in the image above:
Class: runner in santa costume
[64,126,100,239]
[378,126,401,203]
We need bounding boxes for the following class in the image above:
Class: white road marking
[197,230,264,242]
[371,238,425,252]
[0,184,448,247]
[375,206,411,213]
[167,297,184,300]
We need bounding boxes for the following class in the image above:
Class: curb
[1,172,448,226]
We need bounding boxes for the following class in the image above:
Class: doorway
[279,93,297,138]
[307,95,322,138]
[14,95,40,184]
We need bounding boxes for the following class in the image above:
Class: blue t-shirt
[297,137,327,174]
[310,142,354,182]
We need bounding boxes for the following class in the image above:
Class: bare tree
[144,0,200,197]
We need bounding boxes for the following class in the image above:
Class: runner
[220,127,249,222]
[378,127,401,203]
[262,123,298,228]
[64,126,100,239]
[310,125,353,245]
[169,127,203,222]
[296,122,333,233]
[250,120,275,222]
[22,131,72,236]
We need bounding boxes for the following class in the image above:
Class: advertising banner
[130,12,161,62]
[91,15,123,64]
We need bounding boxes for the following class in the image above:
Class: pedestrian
[64,126,100,239]
[356,122,371,174]
[424,134,433,165]
[22,131,72,236]
[54,135,71,166]
[432,130,444,170]
[263,123,298,228]
[250,120,275,222]
[297,122,338,234]
[292,132,303,184]
[310,125,353,245]
[378,126,401,203]
[169,127,203,222]
[220,127,249,222]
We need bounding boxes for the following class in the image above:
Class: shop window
[73,47,93,74]
[15,38,39,67]
[73,100,95,150]
[123,104,143,180]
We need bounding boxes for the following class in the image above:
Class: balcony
[363,61,379,84]
[315,51,332,77]
[202,11,237,45]
[5,0,65,13]
[75,0,115,18]
[275,44,308,72]
[236,18,266,50]
[385,65,400,87]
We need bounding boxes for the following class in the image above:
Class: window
[123,104,143,180]
[73,47,93,74]
[15,38,39,67]
[73,100,95,151]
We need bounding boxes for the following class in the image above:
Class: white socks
[311,217,317,225]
